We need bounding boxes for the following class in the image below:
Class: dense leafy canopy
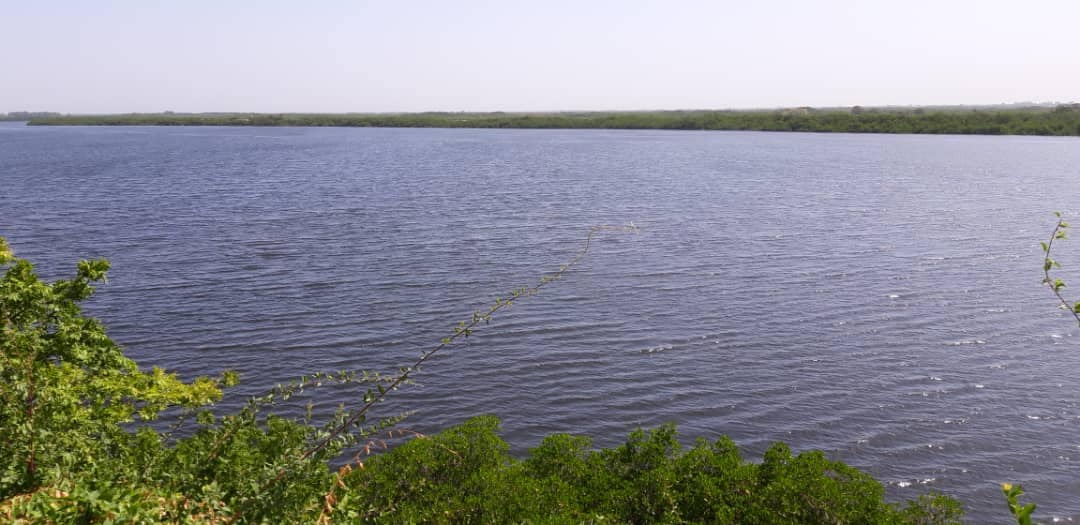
[333,415,963,523]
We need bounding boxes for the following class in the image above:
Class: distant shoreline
[24,106,1080,137]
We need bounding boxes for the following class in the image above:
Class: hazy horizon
[3,0,1079,114]
[7,102,1080,117]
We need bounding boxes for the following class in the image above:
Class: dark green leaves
[332,416,962,524]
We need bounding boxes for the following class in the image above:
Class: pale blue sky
[3,0,1078,113]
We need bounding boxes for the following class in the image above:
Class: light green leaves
[0,238,13,265]
[0,236,224,498]
[1002,483,1036,525]
[221,369,240,388]
[1041,214,1080,326]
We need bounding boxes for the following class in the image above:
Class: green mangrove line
[25,105,1080,137]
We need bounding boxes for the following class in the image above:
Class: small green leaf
[222,370,240,387]
[0,237,13,264]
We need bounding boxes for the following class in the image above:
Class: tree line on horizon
[25,104,1080,136]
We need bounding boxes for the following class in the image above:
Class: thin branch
[1042,214,1080,326]
[260,223,637,492]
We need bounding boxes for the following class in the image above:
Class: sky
[2,0,1079,114]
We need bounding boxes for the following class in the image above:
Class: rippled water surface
[4,122,1080,521]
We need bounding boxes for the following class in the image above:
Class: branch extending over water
[263,224,639,490]
[1041,213,1080,326]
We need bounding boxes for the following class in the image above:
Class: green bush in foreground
[0,237,963,523]
[335,416,962,524]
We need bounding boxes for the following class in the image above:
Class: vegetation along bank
[25,104,1080,136]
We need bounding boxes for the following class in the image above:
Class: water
[3,122,1080,521]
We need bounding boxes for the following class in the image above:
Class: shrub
[0,237,964,523]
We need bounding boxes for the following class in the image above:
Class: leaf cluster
[332,416,963,524]
[0,241,224,499]
[1002,483,1035,525]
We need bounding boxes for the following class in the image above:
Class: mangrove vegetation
[25,104,1080,137]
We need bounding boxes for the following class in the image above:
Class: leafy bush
[0,237,964,523]
[0,238,225,499]
[335,417,963,524]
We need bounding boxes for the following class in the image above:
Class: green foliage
[1002,483,1036,525]
[0,237,966,523]
[896,494,965,525]
[1041,212,1080,328]
[996,213,1080,523]
[336,416,509,522]
[335,416,963,524]
[26,105,1080,136]
[0,242,224,499]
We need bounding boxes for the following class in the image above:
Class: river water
[3,122,1080,521]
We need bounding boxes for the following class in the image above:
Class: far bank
[25,105,1080,137]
